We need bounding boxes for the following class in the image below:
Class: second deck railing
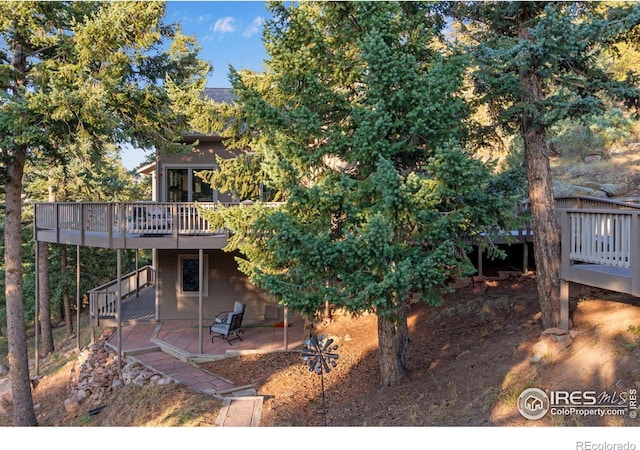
[562,209,640,269]
[88,265,155,326]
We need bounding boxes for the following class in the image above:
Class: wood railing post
[172,203,179,243]
[79,203,85,246]
[559,210,570,280]
[631,212,640,296]
[55,203,60,243]
[106,204,113,248]
[119,203,126,245]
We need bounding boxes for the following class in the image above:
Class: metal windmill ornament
[302,334,339,426]
[302,334,339,373]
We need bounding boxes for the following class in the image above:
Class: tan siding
[157,140,241,203]
[156,249,275,322]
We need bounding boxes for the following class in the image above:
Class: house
[33,88,281,354]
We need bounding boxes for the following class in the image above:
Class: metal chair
[210,303,246,345]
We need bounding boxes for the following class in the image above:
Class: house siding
[156,248,274,322]
[157,137,242,203]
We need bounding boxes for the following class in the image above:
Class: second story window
[166,168,216,202]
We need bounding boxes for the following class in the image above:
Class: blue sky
[165,1,270,88]
[122,1,269,169]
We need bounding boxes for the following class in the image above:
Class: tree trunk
[61,245,74,337]
[377,301,408,388]
[518,21,561,329]
[5,148,38,426]
[38,241,54,356]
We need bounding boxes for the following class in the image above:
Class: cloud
[196,14,212,24]
[213,16,236,33]
[242,16,264,38]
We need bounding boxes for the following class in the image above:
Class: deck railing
[88,265,155,326]
[565,210,634,268]
[555,196,640,211]
[559,208,640,324]
[34,201,238,237]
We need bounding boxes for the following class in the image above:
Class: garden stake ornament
[302,334,339,426]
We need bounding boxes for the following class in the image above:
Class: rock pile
[64,329,175,413]
[530,327,578,362]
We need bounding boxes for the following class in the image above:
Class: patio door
[166,168,217,202]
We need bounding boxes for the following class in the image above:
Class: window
[166,168,217,202]
[167,168,188,202]
[178,254,208,297]
[192,171,214,202]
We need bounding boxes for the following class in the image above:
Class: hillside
[1,142,640,432]
[1,275,639,430]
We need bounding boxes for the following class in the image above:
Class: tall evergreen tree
[202,2,517,387]
[450,2,640,329]
[0,1,209,425]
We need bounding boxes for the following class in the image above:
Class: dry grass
[0,326,223,427]
[551,144,640,189]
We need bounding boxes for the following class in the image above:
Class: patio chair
[210,306,245,345]
[212,301,246,335]
[145,205,173,233]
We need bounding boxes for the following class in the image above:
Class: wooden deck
[34,196,640,335]
[33,201,234,250]
[35,227,231,250]
[558,202,640,330]
[118,286,156,323]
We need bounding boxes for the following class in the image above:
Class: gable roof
[203,88,234,104]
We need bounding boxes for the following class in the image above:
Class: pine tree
[450,1,640,329]
[0,1,209,425]
[203,2,517,387]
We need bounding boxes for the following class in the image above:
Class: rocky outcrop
[553,179,637,199]
[64,329,175,413]
[553,180,607,198]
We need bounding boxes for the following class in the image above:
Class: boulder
[64,398,80,413]
[553,180,606,198]
[600,183,629,197]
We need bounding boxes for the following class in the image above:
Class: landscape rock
[531,328,573,361]
[553,180,607,198]
[569,330,578,338]
[600,183,629,197]
[541,327,568,336]
[64,398,80,413]
[583,153,603,163]
[64,328,175,415]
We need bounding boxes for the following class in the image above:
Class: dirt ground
[203,274,640,427]
[1,274,639,427]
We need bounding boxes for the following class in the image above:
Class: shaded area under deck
[105,285,307,362]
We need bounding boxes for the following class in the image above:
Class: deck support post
[477,246,483,278]
[34,241,40,376]
[117,248,122,373]
[284,305,288,350]
[560,279,570,332]
[135,249,140,297]
[198,248,204,355]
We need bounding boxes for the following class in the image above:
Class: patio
[106,286,308,362]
